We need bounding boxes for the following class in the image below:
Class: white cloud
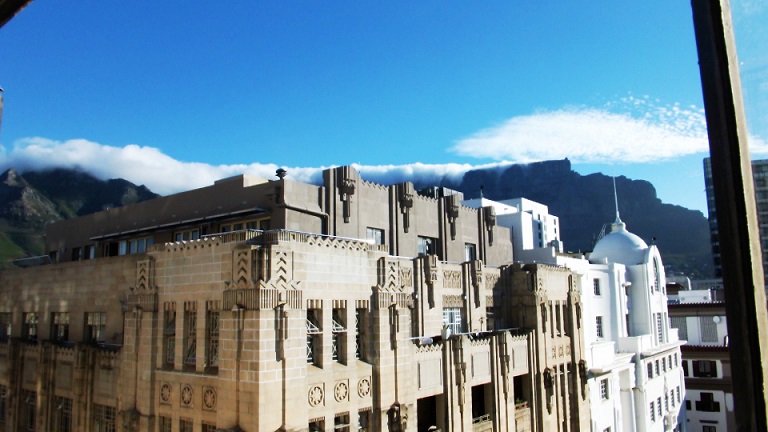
[451,96,768,164]
[0,137,511,195]
[3,97,767,196]
[0,137,328,195]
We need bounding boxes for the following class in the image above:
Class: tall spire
[612,176,626,231]
[613,176,620,223]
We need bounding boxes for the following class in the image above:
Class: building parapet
[617,334,654,354]
[589,340,617,369]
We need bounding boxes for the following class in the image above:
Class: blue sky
[1,1,765,213]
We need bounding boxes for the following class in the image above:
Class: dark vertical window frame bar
[691,0,768,430]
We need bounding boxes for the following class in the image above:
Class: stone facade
[0,166,592,431]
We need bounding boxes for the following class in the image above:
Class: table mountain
[0,161,712,277]
[443,159,712,277]
[0,168,157,267]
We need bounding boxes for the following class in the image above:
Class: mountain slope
[0,168,158,267]
[444,159,712,277]
[0,162,712,277]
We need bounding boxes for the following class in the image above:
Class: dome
[589,218,648,265]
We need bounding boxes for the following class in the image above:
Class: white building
[466,196,687,431]
[669,293,733,431]
[463,197,563,258]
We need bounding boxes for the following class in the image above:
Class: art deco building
[0,166,595,432]
[470,196,687,432]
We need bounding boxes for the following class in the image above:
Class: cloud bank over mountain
[0,137,488,195]
[2,98,765,197]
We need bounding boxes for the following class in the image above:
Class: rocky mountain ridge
[0,162,712,276]
[0,168,158,267]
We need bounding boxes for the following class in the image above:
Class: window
[417,236,437,256]
[465,243,477,261]
[647,362,654,379]
[670,390,676,408]
[223,218,270,233]
[653,257,660,291]
[357,410,371,432]
[0,385,7,428]
[593,278,601,295]
[443,308,462,335]
[207,310,220,368]
[686,400,691,410]
[51,312,70,341]
[670,316,688,340]
[85,312,106,344]
[245,219,271,231]
[366,227,385,245]
[175,229,200,242]
[700,316,719,343]
[650,401,655,422]
[693,360,718,378]
[23,312,38,340]
[0,312,11,340]
[20,390,35,432]
[702,426,717,432]
[307,309,322,365]
[655,360,660,376]
[665,393,670,412]
[55,396,72,432]
[309,418,325,432]
[118,237,153,255]
[600,379,609,400]
[164,308,176,367]
[662,357,667,372]
[682,360,689,377]
[657,397,662,417]
[656,313,663,343]
[626,314,631,336]
[202,423,217,432]
[595,316,604,338]
[332,309,347,364]
[355,308,368,361]
[676,386,681,404]
[334,412,350,431]
[696,392,721,412]
[184,308,197,366]
[159,417,172,432]
[179,418,193,432]
[486,307,495,331]
[93,404,115,432]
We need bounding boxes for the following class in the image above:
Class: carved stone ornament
[358,377,371,398]
[484,206,496,245]
[203,386,217,411]
[334,381,349,402]
[446,194,461,240]
[181,384,193,408]
[159,382,172,405]
[338,166,359,223]
[308,384,324,407]
[397,183,415,233]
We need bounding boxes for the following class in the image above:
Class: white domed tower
[586,182,686,431]
[590,214,669,347]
